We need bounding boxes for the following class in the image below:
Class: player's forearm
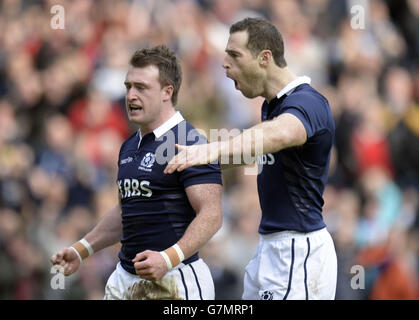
[84,203,122,253]
[219,117,305,163]
[177,208,222,260]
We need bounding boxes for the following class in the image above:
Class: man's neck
[263,67,297,102]
[139,106,176,136]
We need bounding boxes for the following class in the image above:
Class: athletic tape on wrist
[173,244,185,262]
[71,238,94,262]
[70,246,83,264]
[160,251,173,271]
[160,244,185,271]
[80,238,94,256]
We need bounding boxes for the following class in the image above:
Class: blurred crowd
[0,0,418,300]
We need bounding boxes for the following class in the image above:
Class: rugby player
[165,18,337,300]
[51,45,223,300]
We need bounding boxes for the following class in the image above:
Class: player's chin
[127,114,145,125]
[241,89,258,99]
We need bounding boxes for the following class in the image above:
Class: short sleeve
[281,105,315,139]
[276,89,333,140]
[179,164,223,188]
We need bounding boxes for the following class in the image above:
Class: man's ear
[258,50,272,67]
[162,85,174,102]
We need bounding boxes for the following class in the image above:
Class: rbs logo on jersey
[118,179,152,199]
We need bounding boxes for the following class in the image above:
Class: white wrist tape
[160,244,185,271]
[160,251,173,271]
[71,238,94,263]
[70,246,83,264]
[173,244,185,262]
[80,238,94,256]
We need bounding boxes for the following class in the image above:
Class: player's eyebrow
[225,49,241,56]
[124,81,148,88]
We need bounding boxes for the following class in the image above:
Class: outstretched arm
[164,113,307,173]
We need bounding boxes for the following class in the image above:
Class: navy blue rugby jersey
[117,111,222,274]
[257,77,335,234]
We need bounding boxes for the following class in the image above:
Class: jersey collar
[153,111,184,139]
[276,76,311,99]
[136,111,184,147]
[137,110,184,138]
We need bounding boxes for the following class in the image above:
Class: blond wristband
[71,238,94,263]
[160,244,185,271]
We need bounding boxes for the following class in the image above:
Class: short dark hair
[230,18,287,68]
[130,45,182,105]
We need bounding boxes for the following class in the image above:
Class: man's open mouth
[226,73,239,90]
[129,105,143,112]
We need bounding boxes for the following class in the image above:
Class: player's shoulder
[285,84,329,106]
[180,119,200,132]
[173,120,209,146]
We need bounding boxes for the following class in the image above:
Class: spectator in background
[386,67,419,189]
[356,226,419,299]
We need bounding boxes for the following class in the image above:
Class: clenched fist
[50,247,80,276]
